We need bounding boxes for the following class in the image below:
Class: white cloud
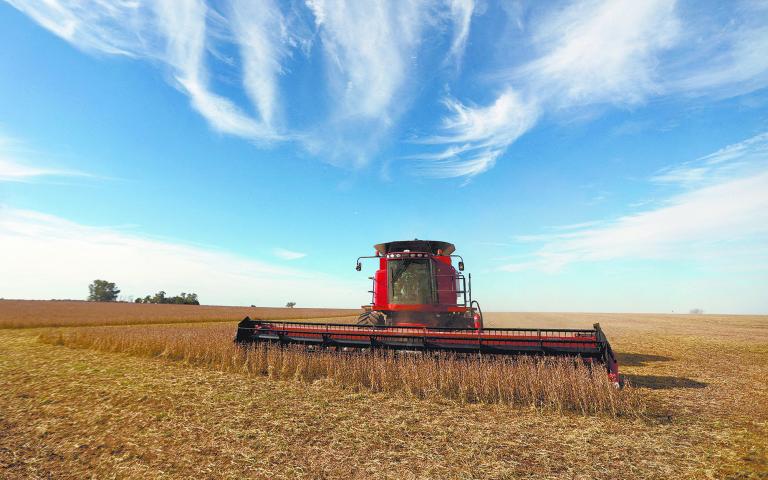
[415,88,539,178]
[298,0,444,167]
[503,134,768,272]
[665,1,768,98]
[7,0,768,177]
[503,172,768,272]
[6,0,464,167]
[445,0,475,67]
[0,207,355,306]
[6,0,281,141]
[272,247,307,260]
[0,134,90,182]
[436,90,538,144]
[151,0,282,140]
[229,0,289,129]
[652,132,768,187]
[0,158,72,182]
[418,0,768,178]
[519,0,679,108]
[3,0,155,56]
[305,0,429,120]
[417,0,679,177]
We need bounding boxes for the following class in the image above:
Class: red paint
[373,266,387,306]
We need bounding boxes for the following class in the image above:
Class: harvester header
[236,239,622,385]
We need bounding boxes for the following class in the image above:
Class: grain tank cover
[374,239,456,256]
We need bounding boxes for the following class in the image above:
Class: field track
[0,301,766,478]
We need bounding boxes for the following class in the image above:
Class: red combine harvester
[236,239,621,385]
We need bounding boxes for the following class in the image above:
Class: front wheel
[356,311,386,326]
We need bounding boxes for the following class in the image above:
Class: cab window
[388,259,432,304]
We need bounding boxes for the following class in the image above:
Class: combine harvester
[236,240,622,386]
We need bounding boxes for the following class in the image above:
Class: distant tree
[134,291,199,305]
[88,280,120,302]
[286,301,296,308]
[689,308,704,315]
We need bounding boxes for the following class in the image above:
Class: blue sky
[1,0,767,313]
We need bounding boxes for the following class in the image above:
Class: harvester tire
[356,311,385,326]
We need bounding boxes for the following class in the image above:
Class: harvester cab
[235,239,623,386]
[354,239,482,329]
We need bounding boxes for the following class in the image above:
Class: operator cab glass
[388,258,432,304]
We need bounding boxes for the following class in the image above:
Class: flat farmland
[0,300,360,328]
[0,301,766,479]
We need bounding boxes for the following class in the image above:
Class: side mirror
[355,262,362,271]
[458,261,464,271]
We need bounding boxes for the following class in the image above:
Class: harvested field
[0,299,360,328]
[0,302,766,478]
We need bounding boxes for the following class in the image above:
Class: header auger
[236,239,622,386]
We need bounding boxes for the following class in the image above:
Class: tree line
[134,291,199,305]
[87,279,199,305]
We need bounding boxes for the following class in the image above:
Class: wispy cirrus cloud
[5,0,287,141]
[7,0,768,178]
[502,133,768,272]
[6,0,477,168]
[416,0,768,178]
[306,0,428,121]
[151,0,296,141]
[416,0,679,178]
[301,0,437,165]
[415,89,539,177]
[0,207,353,306]
[652,132,768,187]
[665,0,768,98]
[445,0,475,67]
[511,0,679,109]
[4,0,154,56]
[0,134,90,182]
[272,247,307,261]
[0,158,81,182]
[230,0,290,130]
[154,0,280,140]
